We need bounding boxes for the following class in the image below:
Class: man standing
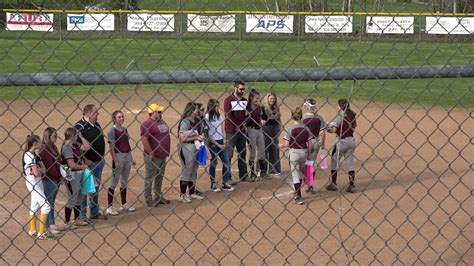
[224,81,249,183]
[140,104,171,207]
[75,104,107,220]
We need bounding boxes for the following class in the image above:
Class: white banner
[187,14,235,33]
[366,16,414,34]
[6,13,54,31]
[67,14,114,31]
[246,15,293,33]
[127,14,174,32]
[305,16,352,33]
[426,17,473,35]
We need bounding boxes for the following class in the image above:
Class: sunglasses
[156,111,162,114]
[200,108,205,112]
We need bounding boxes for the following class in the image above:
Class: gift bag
[196,143,207,166]
[304,160,315,186]
[319,149,329,170]
[81,168,96,194]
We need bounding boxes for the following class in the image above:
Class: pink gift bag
[304,160,315,186]
[319,149,329,170]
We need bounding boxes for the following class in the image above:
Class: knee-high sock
[348,171,355,186]
[188,181,195,195]
[29,215,37,233]
[120,187,127,205]
[65,207,72,223]
[179,181,187,194]
[294,182,302,198]
[331,170,338,185]
[107,188,115,207]
[73,205,80,220]
[39,212,48,234]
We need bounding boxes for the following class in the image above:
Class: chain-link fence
[1,1,473,264]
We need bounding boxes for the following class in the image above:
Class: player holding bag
[326,99,357,193]
[301,98,326,193]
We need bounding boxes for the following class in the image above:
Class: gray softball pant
[331,137,356,172]
[247,127,265,161]
[65,171,83,209]
[289,148,307,184]
[179,143,198,182]
[110,152,132,189]
[307,138,321,162]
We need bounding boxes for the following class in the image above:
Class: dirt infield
[0,89,472,264]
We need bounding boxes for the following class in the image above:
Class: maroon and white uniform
[283,124,311,184]
[328,113,356,171]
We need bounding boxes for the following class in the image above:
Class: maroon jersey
[284,124,311,149]
[107,126,132,153]
[224,94,248,134]
[330,114,356,138]
[302,113,326,138]
[246,104,267,129]
[140,118,171,158]
[39,146,62,180]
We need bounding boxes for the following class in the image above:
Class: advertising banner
[127,14,174,32]
[246,15,293,33]
[305,16,352,33]
[426,17,473,35]
[187,14,235,32]
[67,14,114,31]
[366,16,414,34]
[6,13,54,31]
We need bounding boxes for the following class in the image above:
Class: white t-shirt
[205,114,224,141]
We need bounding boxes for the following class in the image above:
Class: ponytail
[291,107,303,121]
[23,134,40,171]
[338,99,356,123]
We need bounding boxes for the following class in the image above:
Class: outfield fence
[0,2,473,265]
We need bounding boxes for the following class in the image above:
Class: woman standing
[301,98,326,193]
[61,127,88,227]
[106,110,137,216]
[279,108,312,205]
[326,99,357,193]
[261,91,282,177]
[204,99,234,192]
[40,127,65,234]
[178,102,205,203]
[246,89,268,180]
[23,134,54,240]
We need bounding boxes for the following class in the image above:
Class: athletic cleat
[189,193,205,200]
[178,194,191,203]
[211,184,222,192]
[326,183,338,191]
[346,185,356,193]
[222,183,235,192]
[293,196,304,205]
[37,232,56,240]
[28,231,37,237]
[106,207,119,216]
[120,203,136,212]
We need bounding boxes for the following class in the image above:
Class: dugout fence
[0,1,473,265]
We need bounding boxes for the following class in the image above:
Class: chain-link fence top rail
[0,0,473,265]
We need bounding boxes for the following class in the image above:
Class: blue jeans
[43,178,61,227]
[80,160,105,218]
[226,131,248,180]
[209,139,231,185]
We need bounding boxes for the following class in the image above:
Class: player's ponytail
[338,99,356,123]
[23,134,40,171]
[291,107,303,121]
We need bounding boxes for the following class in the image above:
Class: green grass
[0,37,472,107]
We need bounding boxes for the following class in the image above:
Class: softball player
[23,134,53,240]
[279,107,312,205]
[326,99,357,193]
[302,98,326,193]
[106,110,137,216]
[61,127,88,228]
[178,102,205,203]
[246,89,268,180]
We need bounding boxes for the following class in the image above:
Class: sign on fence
[127,14,174,32]
[246,15,294,33]
[67,14,115,31]
[305,16,353,33]
[366,16,414,34]
[187,14,235,33]
[6,13,54,31]
[426,17,473,35]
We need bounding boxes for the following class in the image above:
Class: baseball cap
[147,104,164,114]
